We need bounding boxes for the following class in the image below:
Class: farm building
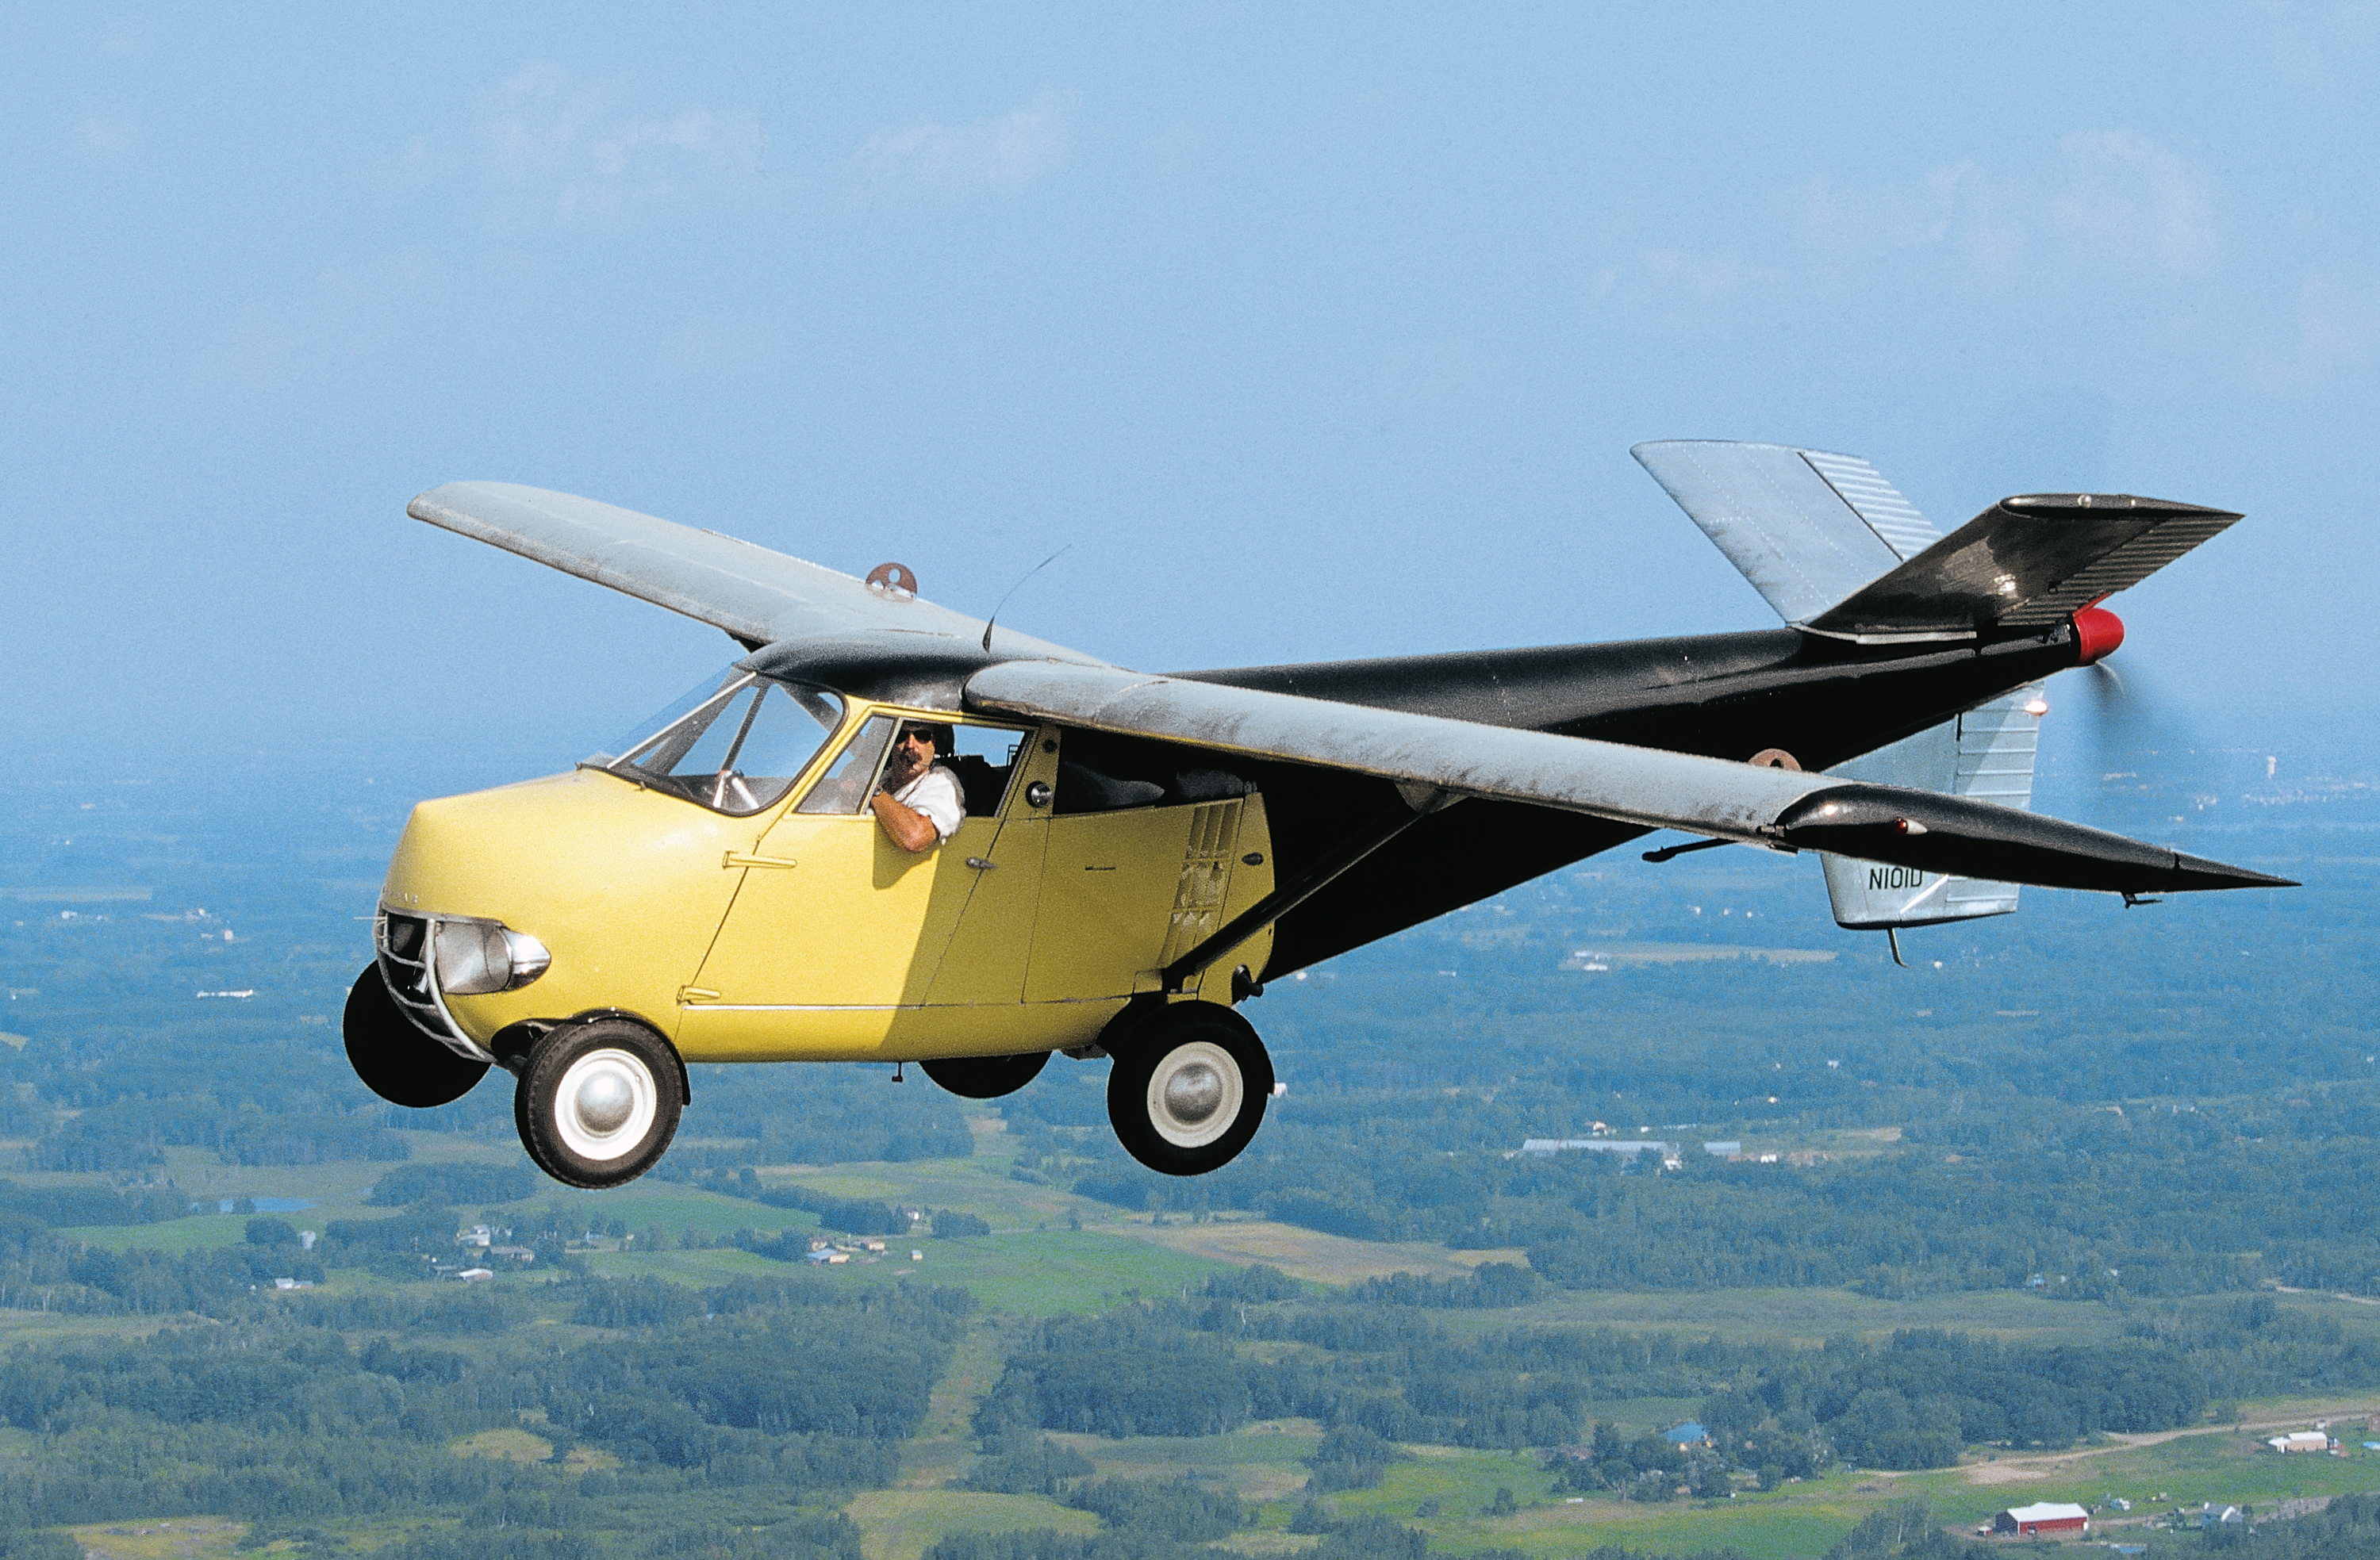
[2268,1431,2331,1453]
[1992,1503,2088,1537]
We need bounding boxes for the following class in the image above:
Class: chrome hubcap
[1164,1062,1224,1125]
[551,1046,659,1163]
[573,1066,636,1136]
[1146,1039,1243,1150]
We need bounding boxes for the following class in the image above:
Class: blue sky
[6,5,2375,781]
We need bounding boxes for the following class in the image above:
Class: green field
[25,1129,2380,1560]
[592,1225,1233,1314]
[844,1489,1100,1560]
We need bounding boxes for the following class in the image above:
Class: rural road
[1952,1406,2376,1485]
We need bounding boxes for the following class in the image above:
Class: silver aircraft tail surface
[1634,439,2243,941]
[1631,441,2240,642]
[1820,687,2040,930]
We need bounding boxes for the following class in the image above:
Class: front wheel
[920,1052,1050,1099]
[1106,1002,1273,1177]
[514,1018,684,1189]
[344,964,489,1108]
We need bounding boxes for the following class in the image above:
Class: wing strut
[1161,790,1453,993]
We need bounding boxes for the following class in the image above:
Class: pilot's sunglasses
[897,730,933,745]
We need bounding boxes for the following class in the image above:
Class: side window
[943,725,1027,817]
[796,715,897,815]
[793,718,1029,818]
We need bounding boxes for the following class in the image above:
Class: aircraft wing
[965,661,2290,895]
[408,481,1099,664]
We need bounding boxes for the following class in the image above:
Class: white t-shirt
[891,764,965,843]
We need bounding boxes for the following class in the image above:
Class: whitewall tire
[1106,1002,1273,1177]
[515,1018,683,1189]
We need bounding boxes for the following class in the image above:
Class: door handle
[724,851,799,869]
[965,857,997,870]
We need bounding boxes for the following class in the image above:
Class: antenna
[981,544,1073,653]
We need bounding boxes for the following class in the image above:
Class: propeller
[2046,607,2200,823]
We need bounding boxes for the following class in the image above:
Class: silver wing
[409,481,1101,665]
[965,661,2286,896]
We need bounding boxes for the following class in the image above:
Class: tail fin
[1820,687,2040,929]
[1633,440,2241,643]
[1630,441,1941,623]
[1633,439,2248,938]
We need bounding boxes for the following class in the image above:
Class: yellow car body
[379,696,1276,1067]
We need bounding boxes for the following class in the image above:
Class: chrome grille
[375,910,446,1034]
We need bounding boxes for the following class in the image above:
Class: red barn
[1993,1503,2089,1537]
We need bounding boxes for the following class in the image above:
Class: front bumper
[374,907,518,1064]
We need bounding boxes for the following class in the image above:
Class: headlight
[433,918,551,995]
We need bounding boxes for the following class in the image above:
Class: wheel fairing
[343,964,490,1109]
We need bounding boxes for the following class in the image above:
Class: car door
[675,715,1050,1060]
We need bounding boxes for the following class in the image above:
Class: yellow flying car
[345,449,2287,1189]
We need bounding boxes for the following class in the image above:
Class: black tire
[514,1018,683,1190]
[919,1051,1050,1100]
[343,964,489,1109]
[1106,1002,1273,1177]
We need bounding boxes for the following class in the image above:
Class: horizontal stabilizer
[1803,493,2241,644]
[966,660,2290,899]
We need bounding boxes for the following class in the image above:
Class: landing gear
[513,1018,684,1190]
[1105,1002,1273,1177]
[920,1052,1051,1099]
[343,964,490,1108]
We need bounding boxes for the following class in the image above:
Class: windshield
[600,675,846,816]
[585,666,746,768]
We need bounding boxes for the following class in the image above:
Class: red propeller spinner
[2072,604,2125,665]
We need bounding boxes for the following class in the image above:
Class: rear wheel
[920,1052,1050,1099]
[1106,1002,1273,1177]
[514,1018,683,1189]
[343,964,489,1108]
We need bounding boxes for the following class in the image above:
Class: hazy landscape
[2,715,2378,1559]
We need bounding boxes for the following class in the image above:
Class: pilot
[871,722,963,853]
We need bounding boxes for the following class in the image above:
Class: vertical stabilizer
[1631,440,1944,623]
[1820,687,2042,929]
